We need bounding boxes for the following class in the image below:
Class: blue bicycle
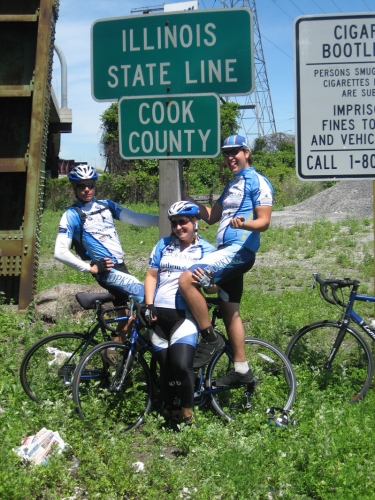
[286,273,375,403]
[20,291,127,404]
[72,297,296,432]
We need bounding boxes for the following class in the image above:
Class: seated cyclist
[144,201,216,428]
[54,164,158,339]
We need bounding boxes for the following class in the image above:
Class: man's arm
[181,186,222,224]
[107,201,159,226]
[54,234,91,272]
[54,235,114,274]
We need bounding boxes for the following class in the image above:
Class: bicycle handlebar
[313,273,360,307]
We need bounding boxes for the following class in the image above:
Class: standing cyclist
[179,135,273,386]
[54,165,158,328]
[144,201,216,428]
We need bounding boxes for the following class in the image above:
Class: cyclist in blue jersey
[179,135,273,387]
[54,165,158,338]
[144,201,216,428]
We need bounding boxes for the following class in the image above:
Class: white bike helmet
[68,164,98,182]
[168,201,200,220]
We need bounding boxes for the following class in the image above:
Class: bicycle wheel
[20,332,97,404]
[208,338,296,422]
[286,320,374,402]
[72,341,153,432]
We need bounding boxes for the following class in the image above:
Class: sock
[234,361,249,374]
[200,326,217,343]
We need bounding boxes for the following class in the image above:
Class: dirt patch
[271,180,374,228]
[253,181,375,290]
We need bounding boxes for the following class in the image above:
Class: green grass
[1,210,375,499]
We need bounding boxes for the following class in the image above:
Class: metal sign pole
[158,159,183,238]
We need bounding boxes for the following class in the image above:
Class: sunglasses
[222,148,243,157]
[76,182,95,189]
[171,218,191,228]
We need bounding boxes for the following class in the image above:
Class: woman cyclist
[144,201,216,428]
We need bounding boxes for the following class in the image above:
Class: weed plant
[1,210,375,499]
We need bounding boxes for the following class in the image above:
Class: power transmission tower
[221,0,277,144]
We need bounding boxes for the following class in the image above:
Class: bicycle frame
[60,297,136,386]
[73,295,296,426]
[347,292,375,342]
[101,307,254,404]
[313,276,375,368]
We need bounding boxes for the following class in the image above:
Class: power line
[289,0,304,15]
[362,0,371,9]
[330,0,342,12]
[271,0,294,21]
[261,33,293,60]
[347,1,360,10]
[310,0,325,13]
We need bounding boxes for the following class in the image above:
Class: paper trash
[13,427,68,465]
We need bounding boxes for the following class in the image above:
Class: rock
[34,283,111,322]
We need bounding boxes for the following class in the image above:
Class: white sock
[234,361,249,374]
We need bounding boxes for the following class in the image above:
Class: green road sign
[92,8,254,101]
[119,94,220,159]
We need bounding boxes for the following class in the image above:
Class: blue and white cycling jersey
[55,198,158,272]
[216,166,273,253]
[148,236,215,311]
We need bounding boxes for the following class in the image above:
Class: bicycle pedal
[246,376,259,393]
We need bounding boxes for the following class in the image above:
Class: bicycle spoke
[209,338,296,421]
[73,342,152,432]
[286,321,373,402]
[20,333,96,404]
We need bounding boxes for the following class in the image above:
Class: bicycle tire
[285,320,374,403]
[72,341,153,432]
[208,338,296,422]
[20,332,98,404]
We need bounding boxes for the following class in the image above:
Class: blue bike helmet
[168,201,201,220]
[68,164,98,182]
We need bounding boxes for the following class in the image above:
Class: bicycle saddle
[75,292,115,309]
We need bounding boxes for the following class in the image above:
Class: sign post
[295,13,375,180]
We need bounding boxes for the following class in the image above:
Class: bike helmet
[68,164,98,182]
[221,134,249,150]
[168,201,201,220]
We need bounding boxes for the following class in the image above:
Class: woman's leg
[152,348,178,411]
[169,343,196,418]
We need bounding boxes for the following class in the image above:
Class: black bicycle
[285,273,375,403]
[20,291,127,403]
[72,297,297,432]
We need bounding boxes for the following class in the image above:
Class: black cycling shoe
[212,369,256,388]
[193,335,225,369]
[169,415,195,432]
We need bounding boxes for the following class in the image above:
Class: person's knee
[220,301,240,321]
[179,270,192,290]
[170,359,190,378]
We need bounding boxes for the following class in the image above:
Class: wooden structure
[0,0,61,309]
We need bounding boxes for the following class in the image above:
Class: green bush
[44,173,159,212]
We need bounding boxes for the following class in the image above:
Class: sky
[52,0,375,168]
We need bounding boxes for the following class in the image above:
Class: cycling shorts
[188,243,256,304]
[151,308,198,352]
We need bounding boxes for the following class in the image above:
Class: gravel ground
[255,180,375,289]
[271,180,374,228]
